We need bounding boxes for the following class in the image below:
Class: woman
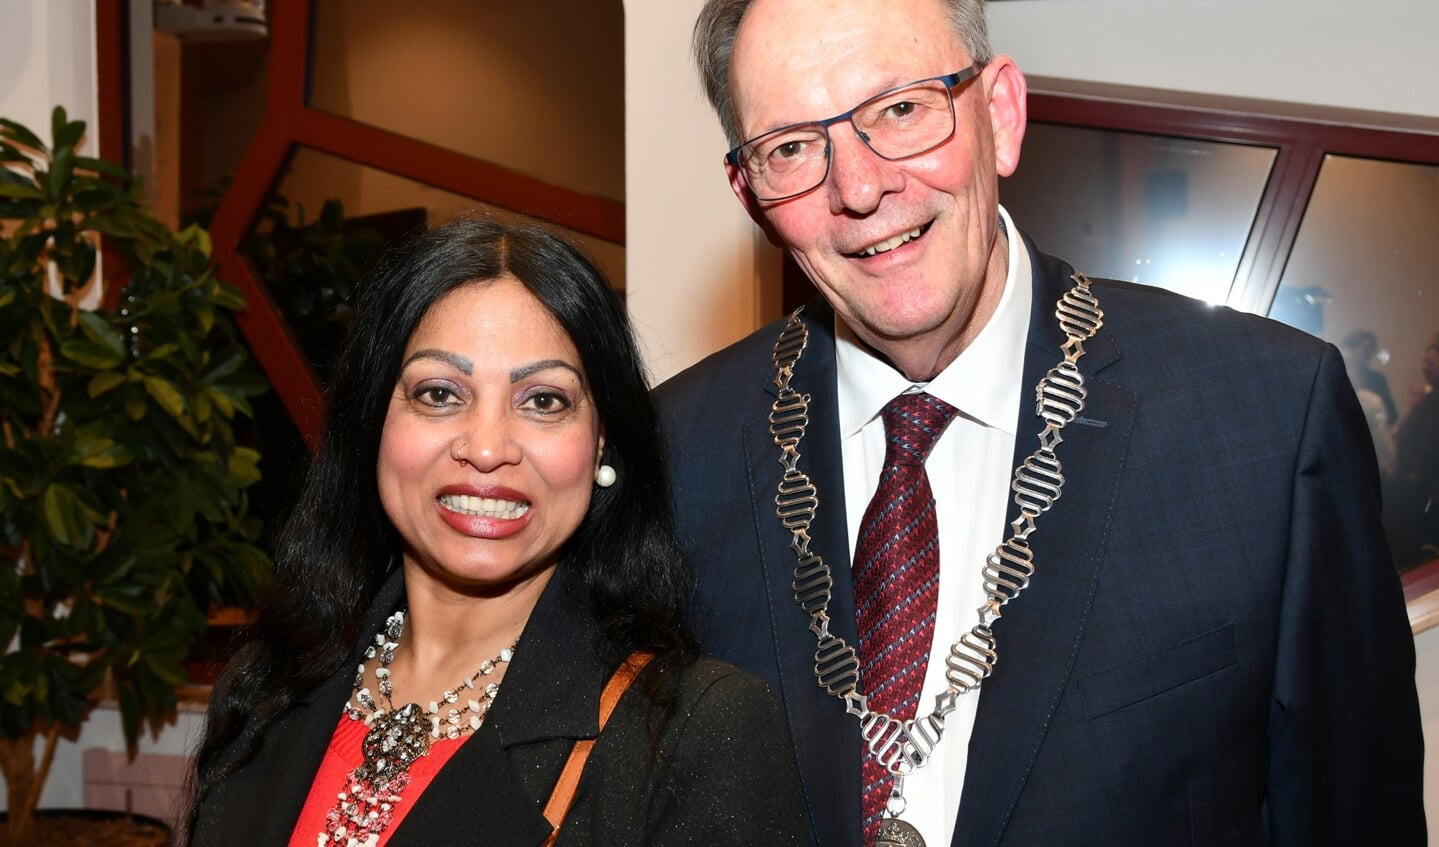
[184,219,807,846]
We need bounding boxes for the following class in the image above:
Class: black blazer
[655,236,1425,846]
[190,569,809,846]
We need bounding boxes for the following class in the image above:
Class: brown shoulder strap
[541,651,656,845]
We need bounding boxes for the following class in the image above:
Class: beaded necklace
[318,610,515,845]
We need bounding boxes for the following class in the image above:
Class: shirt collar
[836,204,1031,438]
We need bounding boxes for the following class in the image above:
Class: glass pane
[308,0,624,203]
[1269,154,1439,572]
[1000,123,1276,304]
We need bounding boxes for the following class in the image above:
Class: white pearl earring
[595,464,617,488]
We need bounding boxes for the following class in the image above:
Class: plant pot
[0,808,170,847]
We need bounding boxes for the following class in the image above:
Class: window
[999,83,1439,614]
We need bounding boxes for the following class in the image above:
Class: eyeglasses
[727,63,985,202]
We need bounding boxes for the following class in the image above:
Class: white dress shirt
[836,205,1032,847]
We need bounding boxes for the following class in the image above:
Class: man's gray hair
[693,0,994,149]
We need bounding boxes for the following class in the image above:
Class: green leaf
[143,376,186,420]
[0,183,45,200]
[73,441,133,470]
[227,447,262,486]
[207,383,253,418]
[48,144,75,203]
[202,351,246,384]
[125,391,147,421]
[210,280,247,311]
[42,483,96,549]
[71,185,119,214]
[53,119,85,153]
[206,386,234,417]
[116,680,142,749]
[86,213,141,239]
[60,339,125,369]
[76,311,126,358]
[87,371,126,397]
[177,223,212,258]
[192,387,212,423]
[140,342,179,363]
[50,106,82,150]
[95,587,150,617]
[196,304,215,335]
[73,156,129,181]
[0,117,45,152]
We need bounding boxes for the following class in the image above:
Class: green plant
[0,108,270,845]
[191,190,386,380]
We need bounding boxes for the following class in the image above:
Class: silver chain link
[768,273,1103,777]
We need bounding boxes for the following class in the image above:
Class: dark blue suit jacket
[655,238,1425,846]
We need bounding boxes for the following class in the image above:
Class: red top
[288,713,467,846]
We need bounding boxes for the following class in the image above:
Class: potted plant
[0,108,270,845]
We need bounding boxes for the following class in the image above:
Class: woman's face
[377,276,604,596]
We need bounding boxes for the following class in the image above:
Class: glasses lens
[853,81,956,161]
[739,125,829,200]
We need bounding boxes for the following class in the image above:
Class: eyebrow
[400,351,584,386]
[402,349,472,374]
[510,359,585,386]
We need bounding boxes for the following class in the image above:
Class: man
[655,0,1426,844]
[1340,329,1399,426]
[1390,337,1439,569]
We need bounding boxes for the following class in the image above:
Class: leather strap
[541,651,655,845]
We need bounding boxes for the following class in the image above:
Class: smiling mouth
[439,494,530,520]
[850,222,931,258]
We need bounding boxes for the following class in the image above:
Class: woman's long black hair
[183,218,696,837]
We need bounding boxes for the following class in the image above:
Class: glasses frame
[726,62,986,202]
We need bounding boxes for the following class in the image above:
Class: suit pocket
[1078,622,1237,719]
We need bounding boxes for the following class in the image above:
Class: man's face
[726,0,1026,379]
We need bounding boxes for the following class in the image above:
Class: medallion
[358,703,431,789]
[876,817,926,847]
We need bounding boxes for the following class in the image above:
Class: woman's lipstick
[435,484,533,539]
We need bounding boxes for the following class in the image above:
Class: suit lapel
[742,301,865,847]
[244,667,353,845]
[952,242,1135,847]
[385,728,555,847]
[388,570,609,847]
[243,570,409,845]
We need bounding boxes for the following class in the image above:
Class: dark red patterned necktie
[854,391,958,844]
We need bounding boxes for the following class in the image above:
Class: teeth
[859,227,923,257]
[438,494,530,519]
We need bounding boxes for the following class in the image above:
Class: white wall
[0,0,99,150]
[623,0,781,382]
[985,0,1439,119]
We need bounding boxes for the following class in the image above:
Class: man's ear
[726,160,784,246]
[984,55,1028,178]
